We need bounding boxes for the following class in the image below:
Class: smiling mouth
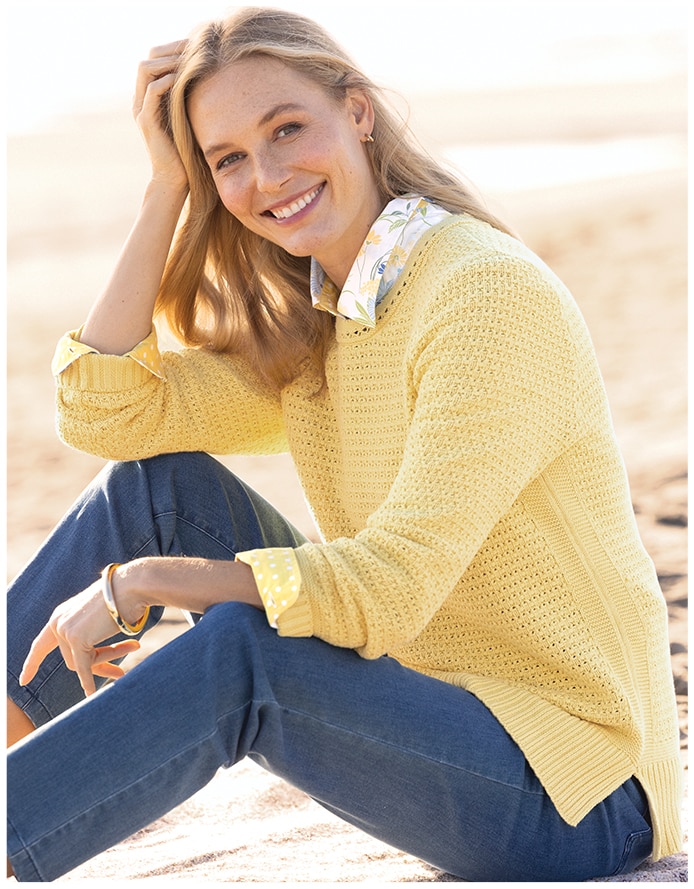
[265,184,324,220]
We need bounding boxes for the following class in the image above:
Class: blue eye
[276,122,301,139]
[216,153,244,171]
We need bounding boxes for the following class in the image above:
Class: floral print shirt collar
[310,195,451,328]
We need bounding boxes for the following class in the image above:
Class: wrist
[111,560,153,626]
[145,174,189,208]
[113,557,263,617]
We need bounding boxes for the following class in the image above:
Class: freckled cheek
[215,182,252,221]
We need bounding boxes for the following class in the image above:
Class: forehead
[189,55,332,123]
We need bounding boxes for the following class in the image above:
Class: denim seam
[278,703,545,796]
[608,827,652,876]
[129,532,159,560]
[8,661,64,723]
[148,512,239,557]
[7,813,44,882]
[17,699,262,854]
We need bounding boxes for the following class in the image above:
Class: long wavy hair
[159,6,511,390]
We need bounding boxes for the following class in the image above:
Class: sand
[6,77,687,881]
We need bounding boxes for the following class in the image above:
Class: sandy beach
[7,73,687,880]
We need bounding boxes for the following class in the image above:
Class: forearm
[17,556,261,699]
[112,557,263,624]
[80,179,188,355]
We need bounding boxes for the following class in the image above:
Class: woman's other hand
[18,557,261,699]
[19,577,143,698]
[133,40,189,190]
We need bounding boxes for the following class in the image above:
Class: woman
[6,7,682,882]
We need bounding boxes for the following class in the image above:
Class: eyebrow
[259,101,304,127]
[203,102,305,161]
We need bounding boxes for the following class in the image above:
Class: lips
[266,183,324,220]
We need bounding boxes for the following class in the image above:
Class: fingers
[131,39,190,187]
[92,663,128,681]
[133,40,187,120]
[133,63,176,121]
[71,646,99,697]
[21,627,98,698]
[94,640,141,662]
[92,640,141,675]
[70,640,141,697]
[20,632,141,697]
[18,624,59,687]
[148,39,188,60]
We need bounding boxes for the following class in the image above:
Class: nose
[252,148,290,194]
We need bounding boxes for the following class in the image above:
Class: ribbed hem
[636,758,684,859]
[462,677,639,826]
[460,676,683,859]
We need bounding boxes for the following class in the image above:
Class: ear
[346,89,375,137]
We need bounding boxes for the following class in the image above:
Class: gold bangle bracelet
[101,563,150,636]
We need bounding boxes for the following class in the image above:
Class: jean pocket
[612,827,653,876]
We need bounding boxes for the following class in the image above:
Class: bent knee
[191,602,281,672]
[103,452,216,484]
[199,601,268,637]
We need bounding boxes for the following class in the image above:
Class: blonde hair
[159,6,511,390]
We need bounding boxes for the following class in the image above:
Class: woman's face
[187,56,383,288]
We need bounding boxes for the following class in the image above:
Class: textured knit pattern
[54,215,682,858]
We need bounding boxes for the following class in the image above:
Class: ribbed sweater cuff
[57,352,155,392]
[275,591,313,637]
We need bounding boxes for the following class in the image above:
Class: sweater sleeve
[54,331,288,460]
[52,328,166,379]
[275,253,590,657]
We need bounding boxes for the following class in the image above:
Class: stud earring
[362,133,375,143]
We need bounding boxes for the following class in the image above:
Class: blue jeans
[7,453,653,881]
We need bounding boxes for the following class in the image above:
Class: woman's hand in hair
[133,41,189,192]
[79,42,190,355]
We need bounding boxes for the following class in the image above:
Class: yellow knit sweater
[55,216,682,858]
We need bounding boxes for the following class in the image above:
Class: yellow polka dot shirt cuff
[51,328,166,379]
[235,548,302,629]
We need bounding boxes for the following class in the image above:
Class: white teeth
[272,186,321,219]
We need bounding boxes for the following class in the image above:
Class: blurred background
[7,1,687,180]
[5,0,688,827]
[6,0,688,637]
